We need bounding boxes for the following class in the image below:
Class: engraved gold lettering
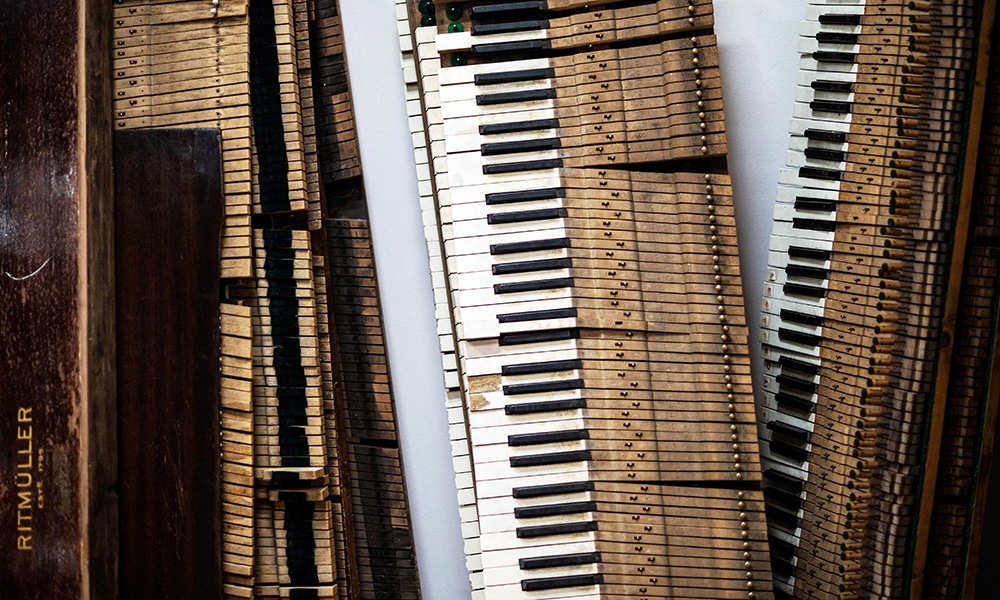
[14,406,34,551]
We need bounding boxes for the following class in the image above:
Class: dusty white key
[439,57,552,86]
[778,167,845,192]
[804,4,867,21]
[798,35,860,55]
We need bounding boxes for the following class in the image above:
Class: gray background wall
[336,2,807,596]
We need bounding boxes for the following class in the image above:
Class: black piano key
[793,217,838,232]
[521,574,604,592]
[472,20,549,36]
[799,166,843,181]
[508,428,589,446]
[777,374,818,397]
[288,590,319,600]
[775,391,816,413]
[493,257,572,275]
[503,359,584,377]
[779,355,820,376]
[804,128,848,143]
[516,520,597,539]
[767,419,811,442]
[476,88,556,106]
[819,14,862,25]
[474,39,552,55]
[769,438,810,463]
[503,378,585,395]
[510,450,592,468]
[771,555,797,580]
[809,99,853,114]
[788,246,831,261]
[512,480,595,499]
[520,552,601,570]
[482,138,562,156]
[764,484,805,513]
[804,147,846,162]
[766,504,802,531]
[779,309,823,327]
[794,196,838,211]
[812,51,856,64]
[816,31,859,44]
[487,207,567,224]
[515,501,597,519]
[491,237,571,255]
[494,277,573,294]
[764,468,804,494]
[775,586,796,600]
[505,398,586,415]
[778,328,821,347]
[785,264,829,280]
[783,283,827,299]
[470,1,546,18]
[483,158,563,175]
[480,118,559,136]
[768,535,798,560]
[486,186,564,204]
[497,307,577,323]
[811,79,854,93]
[499,328,578,345]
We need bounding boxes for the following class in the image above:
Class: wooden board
[115,128,225,600]
[0,0,115,597]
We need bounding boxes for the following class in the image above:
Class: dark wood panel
[0,0,113,597]
[115,128,224,600]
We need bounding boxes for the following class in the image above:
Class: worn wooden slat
[0,0,114,597]
[115,128,224,600]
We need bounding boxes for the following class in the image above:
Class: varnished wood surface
[115,128,224,600]
[0,0,114,597]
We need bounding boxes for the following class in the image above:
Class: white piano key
[804,4,867,21]
[438,57,553,86]
[798,36,860,55]
[482,561,600,588]
[475,469,590,502]
[434,28,548,53]
[796,68,859,89]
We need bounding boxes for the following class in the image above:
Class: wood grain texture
[115,128,224,600]
[0,0,113,597]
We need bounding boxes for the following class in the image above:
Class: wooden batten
[0,0,115,597]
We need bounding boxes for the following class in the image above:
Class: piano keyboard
[758,0,995,597]
[402,12,489,596]
[402,1,773,597]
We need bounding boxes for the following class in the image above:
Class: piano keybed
[113,1,421,598]
[758,0,994,598]
[403,0,773,597]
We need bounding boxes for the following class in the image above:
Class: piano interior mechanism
[1,0,1000,599]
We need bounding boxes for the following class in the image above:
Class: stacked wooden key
[112,0,254,278]
[757,0,1000,598]
[112,1,423,598]
[403,1,773,598]
[220,302,258,597]
[312,0,362,183]
[325,219,422,600]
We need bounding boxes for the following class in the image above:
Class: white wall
[338,2,807,597]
